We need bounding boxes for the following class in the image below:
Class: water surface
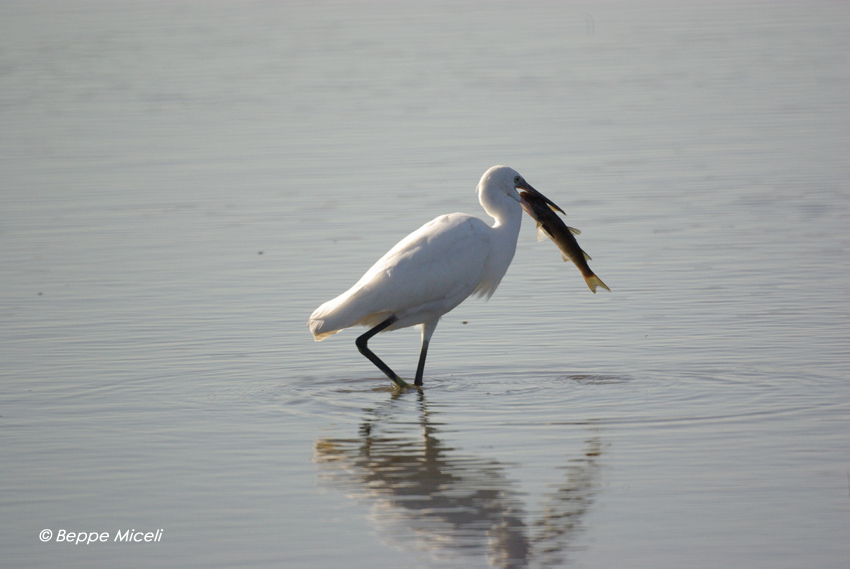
[2,2,849,568]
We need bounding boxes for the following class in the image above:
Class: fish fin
[582,250,592,261]
[568,226,581,235]
[584,274,610,294]
[547,204,565,215]
[537,226,547,242]
[561,253,569,262]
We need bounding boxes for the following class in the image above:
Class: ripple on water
[211,366,845,434]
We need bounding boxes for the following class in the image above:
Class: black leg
[414,319,439,388]
[355,315,411,389]
[414,339,429,387]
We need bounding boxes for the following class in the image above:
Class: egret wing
[309,213,490,336]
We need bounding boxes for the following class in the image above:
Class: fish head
[518,185,565,219]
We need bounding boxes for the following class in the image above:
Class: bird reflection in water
[313,391,602,568]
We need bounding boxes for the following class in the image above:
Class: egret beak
[516,181,565,214]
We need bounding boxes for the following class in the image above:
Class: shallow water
[2,1,849,568]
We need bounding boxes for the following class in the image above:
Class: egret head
[477,165,551,223]
[477,165,522,218]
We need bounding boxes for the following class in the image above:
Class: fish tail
[584,273,610,294]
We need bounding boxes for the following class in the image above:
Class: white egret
[307,165,553,388]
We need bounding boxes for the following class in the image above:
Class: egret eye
[514,175,521,184]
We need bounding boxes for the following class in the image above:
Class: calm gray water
[2,2,849,568]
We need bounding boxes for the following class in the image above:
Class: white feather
[308,166,525,341]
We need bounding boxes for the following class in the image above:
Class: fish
[519,189,610,293]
